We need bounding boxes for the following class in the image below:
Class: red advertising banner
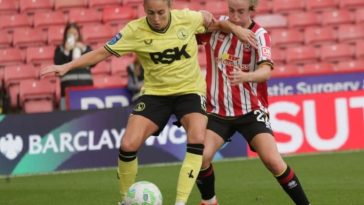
[248,90,364,156]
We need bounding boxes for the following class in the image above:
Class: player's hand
[40,64,69,78]
[228,68,251,85]
[234,28,258,50]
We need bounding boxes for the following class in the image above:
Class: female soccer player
[195,0,311,204]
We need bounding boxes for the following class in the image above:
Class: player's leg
[250,133,311,205]
[118,95,171,202]
[173,94,207,205]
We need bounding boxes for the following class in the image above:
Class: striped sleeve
[256,29,273,66]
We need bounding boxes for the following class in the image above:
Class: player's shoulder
[171,9,201,20]
[123,17,147,32]
[251,21,268,35]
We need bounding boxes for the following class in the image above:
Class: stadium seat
[136,4,145,18]
[26,46,55,66]
[47,26,65,46]
[304,27,337,46]
[89,0,122,8]
[321,10,354,26]
[272,0,305,14]
[0,48,24,66]
[198,48,207,69]
[33,11,67,28]
[355,41,364,59]
[0,33,12,49]
[19,79,59,113]
[19,0,53,14]
[93,75,128,88]
[340,0,364,9]
[82,24,114,44]
[102,6,137,26]
[356,8,364,24]
[320,43,355,62]
[338,24,364,43]
[271,64,303,78]
[288,12,320,28]
[0,0,19,15]
[254,14,287,29]
[54,0,88,11]
[12,28,47,48]
[272,47,286,64]
[123,0,143,8]
[91,61,111,76]
[334,59,364,73]
[69,8,102,25]
[173,1,202,10]
[306,0,339,12]
[301,62,335,76]
[111,55,135,77]
[270,29,304,48]
[255,0,273,14]
[4,65,39,108]
[205,1,228,17]
[0,14,32,31]
[286,46,319,65]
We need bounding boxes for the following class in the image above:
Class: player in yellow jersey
[40,0,256,204]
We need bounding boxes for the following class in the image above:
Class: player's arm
[40,47,112,77]
[229,63,272,85]
[200,10,257,49]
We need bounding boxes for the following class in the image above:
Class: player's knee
[263,157,286,175]
[120,138,140,152]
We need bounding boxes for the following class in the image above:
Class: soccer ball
[124,181,163,205]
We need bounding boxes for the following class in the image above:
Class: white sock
[201,195,217,204]
[175,202,185,205]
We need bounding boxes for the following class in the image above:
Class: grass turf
[1,150,364,205]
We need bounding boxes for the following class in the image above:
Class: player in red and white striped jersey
[196,0,311,205]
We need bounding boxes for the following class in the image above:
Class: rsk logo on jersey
[149,44,191,64]
[0,133,23,160]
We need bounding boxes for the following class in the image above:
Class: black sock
[276,166,310,205]
[196,164,215,200]
[118,148,137,162]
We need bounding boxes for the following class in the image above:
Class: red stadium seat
[0,14,32,31]
[302,62,335,76]
[198,47,207,69]
[271,29,304,48]
[340,0,364,9]
[19,79,59,113]
[321,10,354,26]
[356,41,364,59]
[272,0,305,14]
[338,24,364,43]
[54,0,88,11]
[93,75,128,88]
[33,11,67,28]
[26,46,55,66]
[173,1,202,10]
[69,8,102,25]
[102,6,137,26]
[255,0,273,14]
[286,46,319,64]
[82,24,114,44]
[123,0,143,8]
[272,47,286,64]
[306,0,339,12]
[304,27,337,46]
[0,48,24,66]
[111,55,135,77]
[0,0,19,15]
[356,8,364,24]
[89,0,122,9]
[20,0,53,14]
[271,64,303,78]
[320,43,355,62]
[91,61,111,76]
[205,1,228,17]
[13,28,47,48]
[4,65,39,108]
[254,14,287,29]
[0,33,12,49]
[288,12,320,28]
[47,26,65,46]
[335,60,364,73]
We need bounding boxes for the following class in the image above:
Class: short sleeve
[104,24,135,57]
[184,9,205,34]
[256,31,274,66]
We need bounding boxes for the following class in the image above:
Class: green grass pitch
[1,150,364,205]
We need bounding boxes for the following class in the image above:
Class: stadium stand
[0,0,363,113]
[93,75,128,88]
[110,56,135,77]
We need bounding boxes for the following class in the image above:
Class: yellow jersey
[104,9,206,96]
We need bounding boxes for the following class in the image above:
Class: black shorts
[132,93,206,136]
[207,109,274,145]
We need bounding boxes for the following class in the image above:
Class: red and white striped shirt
[198,18,273,117]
